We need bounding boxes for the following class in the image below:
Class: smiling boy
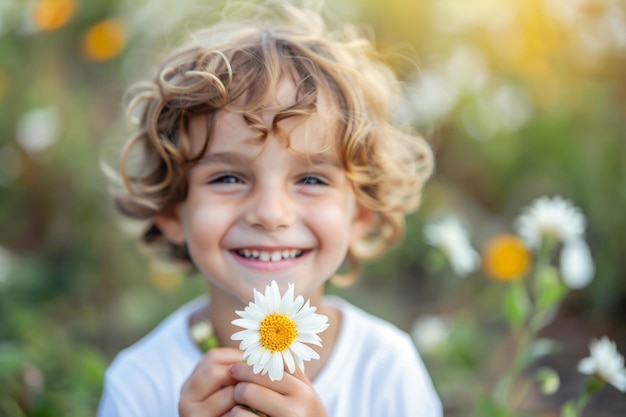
[98,2,441,416]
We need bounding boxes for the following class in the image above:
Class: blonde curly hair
[111,2,433,283]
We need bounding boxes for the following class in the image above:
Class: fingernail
[229,364,237,374]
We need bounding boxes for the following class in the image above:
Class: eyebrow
[196,152,251,166]
[195,150,342,168]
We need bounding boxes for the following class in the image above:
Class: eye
[299,174,327,186]
[209,174,241,184]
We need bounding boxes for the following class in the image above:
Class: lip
[229,248,310,272]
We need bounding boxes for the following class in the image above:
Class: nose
[244,183,296,231]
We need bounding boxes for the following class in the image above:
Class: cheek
[308,198,356,244]
[182,199,227,246]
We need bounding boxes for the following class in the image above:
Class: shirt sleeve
[97,358,171,417]
[373,334,443,417]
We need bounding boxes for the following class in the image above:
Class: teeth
[237,249,303,261]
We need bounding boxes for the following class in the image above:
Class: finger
[289,365,311,385]
[196,385,237,417]
[181,348,243,402]
[230,363,307,395]
[229,405,263,416]
[232,380,283,415]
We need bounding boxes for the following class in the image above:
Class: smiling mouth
[235,249,304,262]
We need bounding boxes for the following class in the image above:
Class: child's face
[157,81,371,304]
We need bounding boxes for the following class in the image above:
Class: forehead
[188,79,341,157]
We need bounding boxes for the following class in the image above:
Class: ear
[154,208,186,245]
[350,204,373,244]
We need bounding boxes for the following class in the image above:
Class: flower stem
[495,238,556,409]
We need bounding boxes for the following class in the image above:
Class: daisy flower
[577,336,626,392]
[424,216,479,277]
[515,195,586,249]
[231,281,329,381]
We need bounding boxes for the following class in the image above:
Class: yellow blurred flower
[81,19,126,61]
[32,0,76,31]
[483,234,531,281]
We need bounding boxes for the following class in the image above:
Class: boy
[99,2,441,416]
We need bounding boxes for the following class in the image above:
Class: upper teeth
[238,249,302,261]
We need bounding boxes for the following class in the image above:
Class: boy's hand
[229,362,328,417]
[179,348,243,417]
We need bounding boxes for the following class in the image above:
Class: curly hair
[110,2,433,283]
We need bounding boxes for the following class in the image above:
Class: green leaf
[476,396,517,417]
[560,400,577,417]
[503,281,531,327]
[0,342,29,376]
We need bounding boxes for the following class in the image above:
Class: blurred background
[0,0,624,416]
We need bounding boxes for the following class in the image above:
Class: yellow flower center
[483,234,531,281]
[259,313,297,353]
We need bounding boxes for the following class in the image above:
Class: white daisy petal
[231,329,256,341]
[268,352,284,381]
[247,346,264,365]
[295,356,305,373]
[282,349,296,374]
[289,341,320,361]
[231,318,260,330]
[267,281,280,311]
[239,334,260,351]
[279,283,295,313]
[244,305,266,322]
[296,333,323,346]
[291,295,305,314]
[231,280,329,381]
[577,336,626,392]
[253,287,264,306]
[254,349,272,374]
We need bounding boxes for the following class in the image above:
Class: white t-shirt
[97,296,442,417]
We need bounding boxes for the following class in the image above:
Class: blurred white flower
[190,321,213,345]
[424,217,479,276]
[489,84,533,132]
[578,336,626,392]
[559,238,595,289]
[515,196,586,249]
[16,107,61,153]
[445,45,489,93]
[411,315,451,352]
[408,70,458,124]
